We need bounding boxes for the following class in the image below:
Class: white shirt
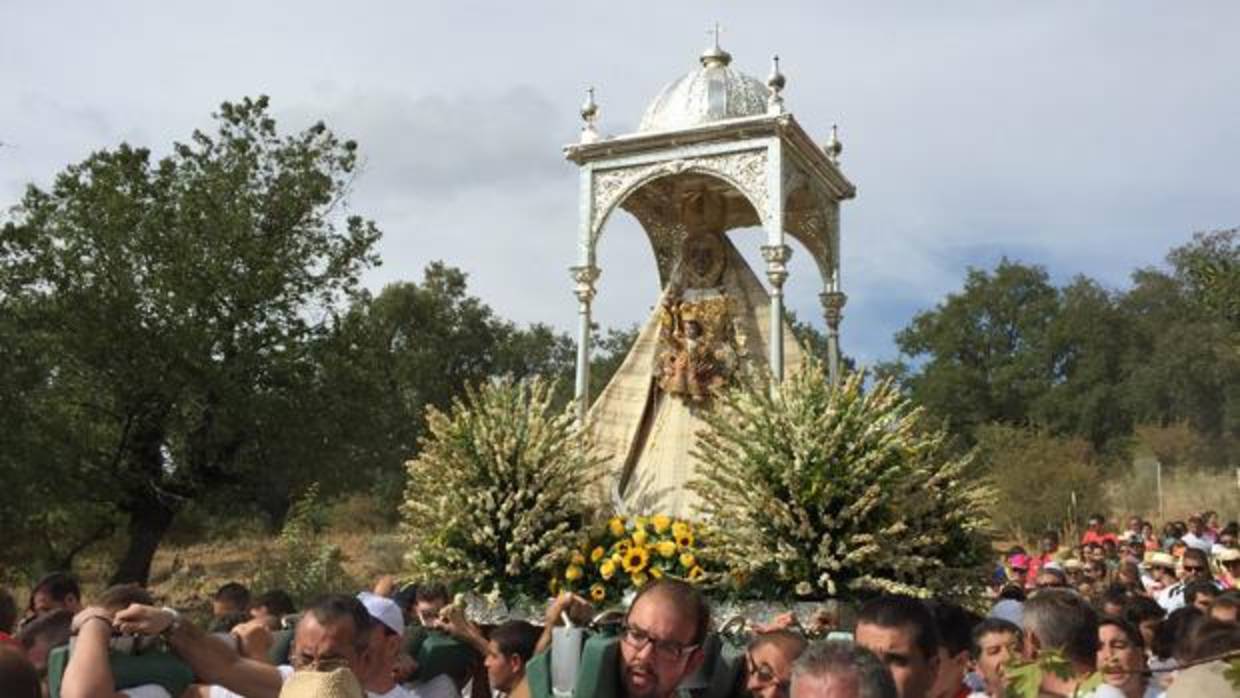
[408,674,460,698]
[1181,532,1212,553]
[120,686,172,698]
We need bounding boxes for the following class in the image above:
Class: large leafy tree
[890,259,1060,439]
[0,96,380,583]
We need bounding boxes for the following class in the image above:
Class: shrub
[400,377,605,600]
[688,362,993,600]
[251,483,356,605]
[976,424,1105,539]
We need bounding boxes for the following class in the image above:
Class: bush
[400,377,605,600]
[976,425,1105,539]
[251,483,356,605]
[689,362,994,601]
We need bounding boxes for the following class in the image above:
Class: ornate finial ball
[826,124,843,161]
[580,87,599,122]
[767,55,786,91]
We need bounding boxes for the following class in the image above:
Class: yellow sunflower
[590,583,607,602]
[651,514,672,533]
[614,540,631,556]
[632,530,648,546]
[671,521,691,538]
[591,546,606,562]
[565,564,583,582]
[631,571,649,587]
[608,517,626,538]
[600,559,617,580]
[621,545,650,573]
[675,530,694,548]
[656,540,677,558]
[679,552,696,569]
[687,566,705,582]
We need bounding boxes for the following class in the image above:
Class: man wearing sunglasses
[1156,548,1219,612]
[618,579,710,698]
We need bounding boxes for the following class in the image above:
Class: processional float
[563,32,855,518]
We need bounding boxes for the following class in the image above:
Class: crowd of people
[0,510,1238,698]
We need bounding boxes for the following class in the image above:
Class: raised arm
[61,608,126,698]
[533,593,592,656]
[114,604,284,698]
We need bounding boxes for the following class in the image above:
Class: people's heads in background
[213,581,251,619]
[96,583,154,612]
[1209,591,1240,624]
[1179,548,1211,583]
[1101,539,1118,561]
[1185,619,1240,663]
[1150,607,1204,664]
[1097,585,1129,618]
[1184,580,1219,614]
[414,583,451,628]
[484,620,540,695]
[1147,553,1177,584]
[1122,595,1165,650]
[1033,565,1068,591]
[1039,532,1059,554]
[1021,588,1099,669]
[251,589,297,628]
[15,608,72,675]
[926,602,980,698]
[26,572,81,620]
[1187,515,1205,537]
[854,595,940,698]
[970,618,1022,698]
[1084,559,1108,585]
[1006,553,1029,586]
[744,629,807,698]
[1115,561,1141,590]
[1087,514,1105,531]
[1096,617,1146,695]
[789,641,896,698]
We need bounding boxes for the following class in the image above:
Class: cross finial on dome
[700,21,732,67]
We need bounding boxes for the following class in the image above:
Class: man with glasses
[618,579,710,698]
[113,594,374,698]
[1157,548,1218,612]
[744,630,807,698]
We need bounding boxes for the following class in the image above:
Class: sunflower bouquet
[554,514,709,605]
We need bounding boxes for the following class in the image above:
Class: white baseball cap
[357,592,404,637]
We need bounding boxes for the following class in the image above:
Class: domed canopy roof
[637,44,770,133]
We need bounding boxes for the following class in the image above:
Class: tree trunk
[109,499,177,585]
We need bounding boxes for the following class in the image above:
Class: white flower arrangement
[688,360,994,602]
[399,376,605,600]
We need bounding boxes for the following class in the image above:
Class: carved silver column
[820,289,847,386]
[571,264,601,419]
[760,244,792,382]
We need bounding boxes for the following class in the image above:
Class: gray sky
[3,1,1238,364]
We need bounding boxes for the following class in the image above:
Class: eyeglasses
[621,623,698,661]
[290,655,351,673]
[745,654,788,689]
